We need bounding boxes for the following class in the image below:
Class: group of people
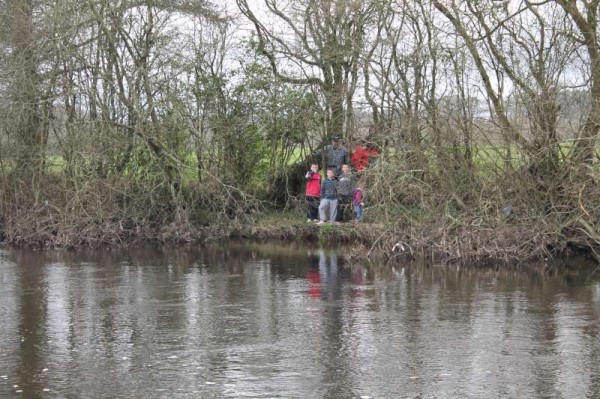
[305,135,376,225]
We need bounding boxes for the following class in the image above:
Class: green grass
[9,140,600,186]
[47,155,66,173]
[255,210,305,226]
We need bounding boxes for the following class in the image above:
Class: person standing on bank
[314,135,350,177]
[336,164,355,222]
[317,168,339,225]
[353,186,365,223]
[305,163,321,222]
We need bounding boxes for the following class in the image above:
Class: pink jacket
[353,188,364,205]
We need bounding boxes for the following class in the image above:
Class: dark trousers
[336,194,353,222]
[306,195,319,220]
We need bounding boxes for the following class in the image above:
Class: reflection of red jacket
[305,171,321,197]
[305,269,321,298]
[352,146,379,171]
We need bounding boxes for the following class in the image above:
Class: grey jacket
[337,172,355,196]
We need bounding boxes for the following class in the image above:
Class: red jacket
[305,171,321,197]
[352,145,379,172]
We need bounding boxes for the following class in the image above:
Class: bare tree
[430,0,582,181]
[237,0,379,140]
[555,0,600,164]
[4,0,44,176]
[432,0,531,153]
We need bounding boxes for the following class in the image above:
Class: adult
[351,142,379,173]
[314,135,350,177]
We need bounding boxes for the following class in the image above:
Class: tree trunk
[8,0,44,176]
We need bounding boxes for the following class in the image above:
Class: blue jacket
[320,178,338,200]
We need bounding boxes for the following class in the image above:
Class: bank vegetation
[1,0,600,263]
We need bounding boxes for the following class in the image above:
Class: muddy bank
[1,213,596,266]
[239,220,596,265]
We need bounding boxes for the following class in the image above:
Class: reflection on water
[0,244,599,398]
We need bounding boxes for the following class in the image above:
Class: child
[353,186,364,223]
[305,163,321,222]
[317,168,338,225]
[336,164,355,222]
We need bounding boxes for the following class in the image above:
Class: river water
[0,243,599,398]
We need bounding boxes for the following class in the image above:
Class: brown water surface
[0,243,599,398]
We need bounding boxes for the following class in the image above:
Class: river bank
[2,210,596,266]
[237,215,595,265]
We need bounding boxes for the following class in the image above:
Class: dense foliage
[1,0,600,261]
